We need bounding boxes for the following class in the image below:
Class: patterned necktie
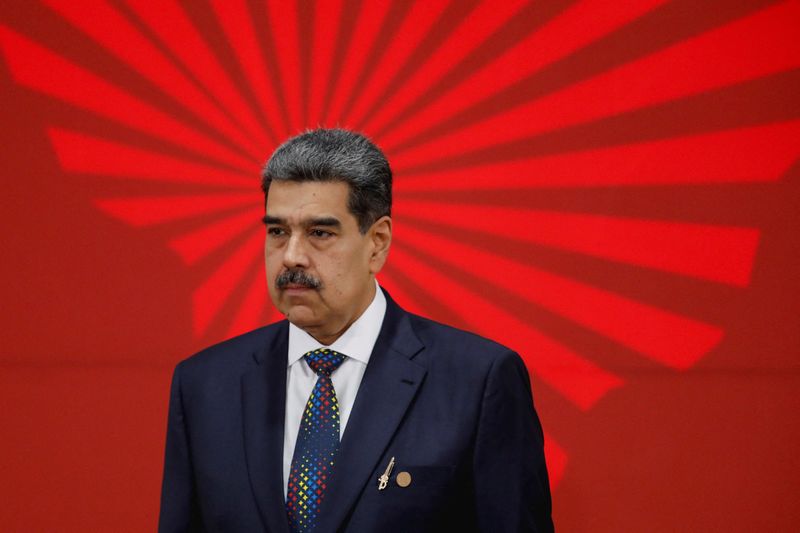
[286,348,347,533]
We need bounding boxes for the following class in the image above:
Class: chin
[283,307,319,328]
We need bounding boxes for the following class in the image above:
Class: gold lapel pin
[378,456,395,491]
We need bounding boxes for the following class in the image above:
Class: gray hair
[261,128,392,233]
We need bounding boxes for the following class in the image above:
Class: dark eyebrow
[261,215,342,228]
[262,215,283,225]
[308,217,341,228]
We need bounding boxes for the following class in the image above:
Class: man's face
[264,180,390,344]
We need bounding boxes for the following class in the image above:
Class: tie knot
[304,348,346,377]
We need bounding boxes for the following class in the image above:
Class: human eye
[267,227,287,237]
[310,228,334,239]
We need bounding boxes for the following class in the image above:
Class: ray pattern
[343,0,451,128]
[395,225,724,370]
[123,0,273,150]
[265,0,304,132]
[389,245,624,410]
[94,193,257,227]
[369,0,669,144]
[381,263,468,329]
[0,26,257,173]
[42,0,265,159]
[374,270,428,317]
[192,229,263,337]
[210,0,286,141]
[394,121,800,189]
[47,129,254,188]
[353,0,528,133]
[170,210,263,266]
[225,264,273,339]
[3,0,793,488]
[396,202,760,287]
[323,0,392,125]
[305,0,344,126]
[389,0,800,166]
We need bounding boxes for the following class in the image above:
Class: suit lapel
[241,321,291,533]
[316,293,427,532]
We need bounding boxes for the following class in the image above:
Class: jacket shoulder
[406,312,516,366]
[176,320,286,377]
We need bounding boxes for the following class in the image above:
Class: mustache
[276,269,322,290]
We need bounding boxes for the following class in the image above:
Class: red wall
[1,1,799,530]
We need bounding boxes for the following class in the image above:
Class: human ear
[368,216,392,273]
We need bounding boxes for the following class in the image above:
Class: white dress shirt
[282,280,387,496]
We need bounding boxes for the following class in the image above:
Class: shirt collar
[287,279,386,366]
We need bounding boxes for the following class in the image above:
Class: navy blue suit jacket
[159,291,553,532]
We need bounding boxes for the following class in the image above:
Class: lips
[284,284,312,291]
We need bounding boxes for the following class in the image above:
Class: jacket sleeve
[159,362,204,532]
[472,351,554,532]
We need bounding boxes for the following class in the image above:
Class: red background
[1,1,799,531]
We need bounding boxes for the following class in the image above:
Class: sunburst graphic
[2,0,799,487]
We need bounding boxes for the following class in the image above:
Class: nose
[282,232,310,269]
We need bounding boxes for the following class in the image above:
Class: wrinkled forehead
[265,180,354,226]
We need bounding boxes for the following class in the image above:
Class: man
[159,129,553,532]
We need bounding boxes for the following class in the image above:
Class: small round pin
[396,471,412,488]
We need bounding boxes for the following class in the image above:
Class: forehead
[266,180,353,221]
